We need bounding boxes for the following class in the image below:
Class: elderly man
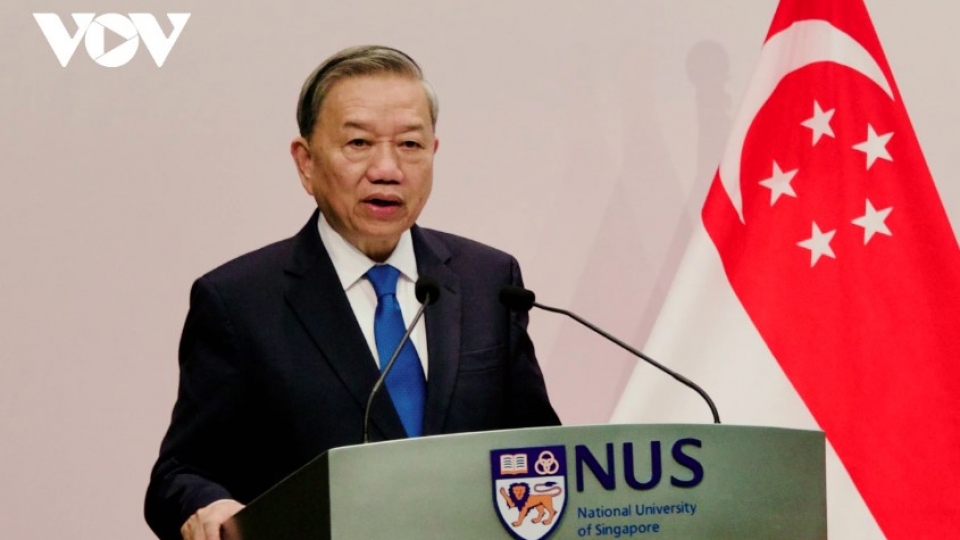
[144,45,560,540]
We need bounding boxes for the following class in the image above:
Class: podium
[223,424,825,540]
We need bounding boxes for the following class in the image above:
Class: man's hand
[180,499,245,540]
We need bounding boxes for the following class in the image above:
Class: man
[144,45,560,540]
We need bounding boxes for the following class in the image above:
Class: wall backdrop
[1,1,956,538]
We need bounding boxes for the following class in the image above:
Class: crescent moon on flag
[718,20,894,222]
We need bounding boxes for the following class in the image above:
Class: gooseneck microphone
[363,277,442,443]
[499,286,721,424]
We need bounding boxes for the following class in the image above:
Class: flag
[611,1,960,538]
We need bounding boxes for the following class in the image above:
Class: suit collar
[283,210,407,441]
[282,214,464,439]
[411,226,462,435]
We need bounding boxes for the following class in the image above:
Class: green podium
[223,424,825,539]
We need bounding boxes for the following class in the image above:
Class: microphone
[499,285,721,424]
[363,276,442,443]
[415,278,441,306]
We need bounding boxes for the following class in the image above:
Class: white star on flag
[852,199,893,244]
[797,222,836,266]
[800,100,835,145]
[758,161,798,205]
[852,124,893,170]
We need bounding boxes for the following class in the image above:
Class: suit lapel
[412,227,462,435]
[283,211,407,441]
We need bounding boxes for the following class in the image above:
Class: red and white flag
[612,1,960,538]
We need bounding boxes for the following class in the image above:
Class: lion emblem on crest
[492,445,567,540]
[498,481,563,527]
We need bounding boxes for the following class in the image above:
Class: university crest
[491,445,567,540]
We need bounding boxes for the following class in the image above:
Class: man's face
[292,74,438,261]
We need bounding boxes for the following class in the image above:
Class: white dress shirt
[316,212,429,378]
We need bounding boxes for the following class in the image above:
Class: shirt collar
[317,212,419,290]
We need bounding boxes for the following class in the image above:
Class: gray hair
[296,45,439,138]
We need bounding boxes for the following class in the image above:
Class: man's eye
[348,139,370,147]
[400,140,423,149]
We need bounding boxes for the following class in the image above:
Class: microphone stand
[534,301,721,424]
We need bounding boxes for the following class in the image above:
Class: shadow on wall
[545,41,733,425]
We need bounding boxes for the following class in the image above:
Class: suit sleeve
[144,277,248,540]
[505,257,562,428]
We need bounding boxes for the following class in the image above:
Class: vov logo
[33,13,190,67]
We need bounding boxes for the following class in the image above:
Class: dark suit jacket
[144,211,559,540]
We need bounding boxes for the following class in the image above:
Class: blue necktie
[366,264,426,437]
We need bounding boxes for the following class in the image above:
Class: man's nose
[367,143,403,182]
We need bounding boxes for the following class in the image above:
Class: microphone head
[499,286,535,312]
[415,277,442,305]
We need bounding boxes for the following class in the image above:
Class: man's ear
[290,137,315,195]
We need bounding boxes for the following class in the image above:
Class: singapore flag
[611,1,960,538]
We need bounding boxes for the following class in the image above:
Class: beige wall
[1,1,956,537]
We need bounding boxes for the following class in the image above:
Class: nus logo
[33,13,190,67]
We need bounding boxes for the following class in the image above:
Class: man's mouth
[363,196,402,208]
